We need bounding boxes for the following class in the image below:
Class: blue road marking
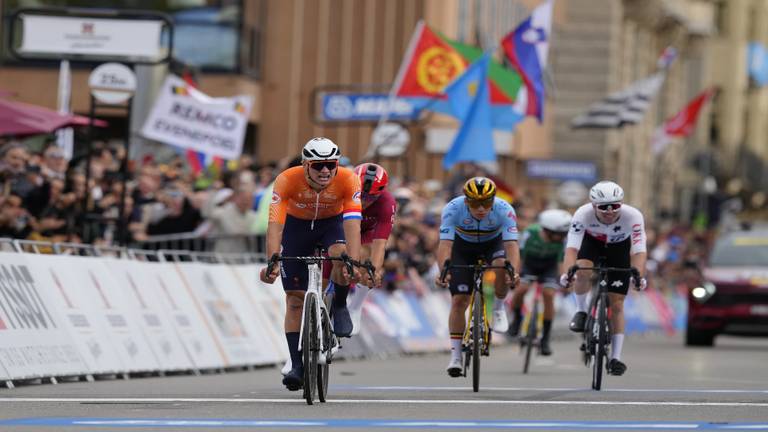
[1,418,767,429]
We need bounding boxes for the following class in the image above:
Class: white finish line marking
[343,386,768,395]
[0,398,766,407]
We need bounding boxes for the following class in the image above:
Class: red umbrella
[0,98,107,136]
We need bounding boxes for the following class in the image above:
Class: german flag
[489,174,515,204]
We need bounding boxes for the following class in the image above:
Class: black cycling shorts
[576,234,631,295]
[521,259,559,288]
[448,235,506,296]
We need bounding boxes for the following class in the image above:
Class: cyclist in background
[508,209,572,356]
[347,163,396,334]
[560,180,647,376]
[435,177,520,377]
[259,137,362,391]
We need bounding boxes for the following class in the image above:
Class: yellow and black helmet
[463,177,496,201]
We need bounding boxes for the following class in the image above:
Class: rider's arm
[369,239,387,270]
[342,170,363,261]
[266,174,290,256]
[503,240,521,272]
[562,247,579,271]
[343,218,362,261]
[628,206,648,277]
[436,239,453,272]
[563,205,588,270]
[631,252,647,278]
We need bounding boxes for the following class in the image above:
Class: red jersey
[360,190,396,244]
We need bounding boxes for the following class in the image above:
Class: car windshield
[709,234,768,267]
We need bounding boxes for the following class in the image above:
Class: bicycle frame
[567,262,639,390]
[520,278,544,374]
[465,268,491,356]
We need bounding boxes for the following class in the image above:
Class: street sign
[526,159,597,182]
[88,63,136,105]
[318,93,419,122]
[371,123,410,157]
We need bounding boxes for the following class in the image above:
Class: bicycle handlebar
[439,259,516,285]
[566,265,641,289]
[266,253,375,281]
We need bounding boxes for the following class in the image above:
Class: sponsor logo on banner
[320,93,418,122]
[0,264,58,330]
[141,75,253,160]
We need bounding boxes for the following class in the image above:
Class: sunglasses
[362,192,380,202]
[596,203,622,211]
[467,198,494,209]
[309,161,338,172]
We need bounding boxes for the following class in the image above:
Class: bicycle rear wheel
[523,300,538,374]
[591,293,607,391]
[472,290,482,392]
[302,294,319,404]
[317,306,332,403]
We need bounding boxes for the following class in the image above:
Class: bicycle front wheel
[317,306,332,403]
[302,294,319,404]
[472,290,482,392]
[523,300,538,374]
[591,293,607,391]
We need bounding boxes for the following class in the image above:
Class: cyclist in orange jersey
[259,137,362,391]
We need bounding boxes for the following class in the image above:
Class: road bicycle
[266,253,374,405]
[440,259,515,392]
[565,259,639,390]
[518,275,546,374]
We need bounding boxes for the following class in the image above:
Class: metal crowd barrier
[132,232,267,255]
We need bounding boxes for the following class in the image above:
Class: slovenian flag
[501,0,553,123]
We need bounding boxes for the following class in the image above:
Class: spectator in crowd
[202,184,258,253]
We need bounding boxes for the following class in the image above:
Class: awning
[0,98,107,136]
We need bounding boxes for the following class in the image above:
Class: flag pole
[364,20,425,159]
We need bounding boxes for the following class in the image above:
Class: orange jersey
[269,166,362,224]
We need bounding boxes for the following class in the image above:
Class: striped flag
[571,47,676,129]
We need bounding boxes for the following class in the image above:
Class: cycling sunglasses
[467,198,494,209]
[543,228,567,240]
[596,203,622,211]
[361,192,380,202]
[309,161,338,172]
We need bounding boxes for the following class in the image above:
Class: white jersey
[566,203,647,254]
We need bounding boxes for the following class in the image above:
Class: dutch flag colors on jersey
[501,0,553,123]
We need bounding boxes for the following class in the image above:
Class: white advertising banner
[0,253,87,379]
[141,75,253,160]
[103,258,193,371]
[231,264,288,362]
[57,257,159,372]
[28,255,125,374]
[175,263,264,366]
[148,262,226,369]
[19,15,163,60]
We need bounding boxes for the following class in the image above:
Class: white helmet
[302,137,341,161]
[589,181,624,204]
[539,209,572,233]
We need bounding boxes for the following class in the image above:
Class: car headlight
[692,282,716,303]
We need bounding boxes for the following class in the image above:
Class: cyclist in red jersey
[348,163,396,333]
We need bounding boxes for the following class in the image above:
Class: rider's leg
[540,286,556,354]
[283,290,306,389]
[449,294,471,361]
[573,259,594,311]
[509,280,529,336]
[328,242,354,336]
[491,257,510,333]
[608,292,626,359]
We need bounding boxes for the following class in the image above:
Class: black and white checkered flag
[571,71,666,129]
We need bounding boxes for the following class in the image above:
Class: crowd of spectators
[1,136,714,298]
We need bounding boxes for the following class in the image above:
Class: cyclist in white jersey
[559,181,647,376]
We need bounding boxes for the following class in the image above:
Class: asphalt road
[0,334,766,431]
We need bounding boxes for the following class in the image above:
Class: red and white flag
[652,88,715,155]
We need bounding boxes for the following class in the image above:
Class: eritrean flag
[392,21,525,130]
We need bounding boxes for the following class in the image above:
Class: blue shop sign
[320,93,419,122]
[526,159,597,182]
